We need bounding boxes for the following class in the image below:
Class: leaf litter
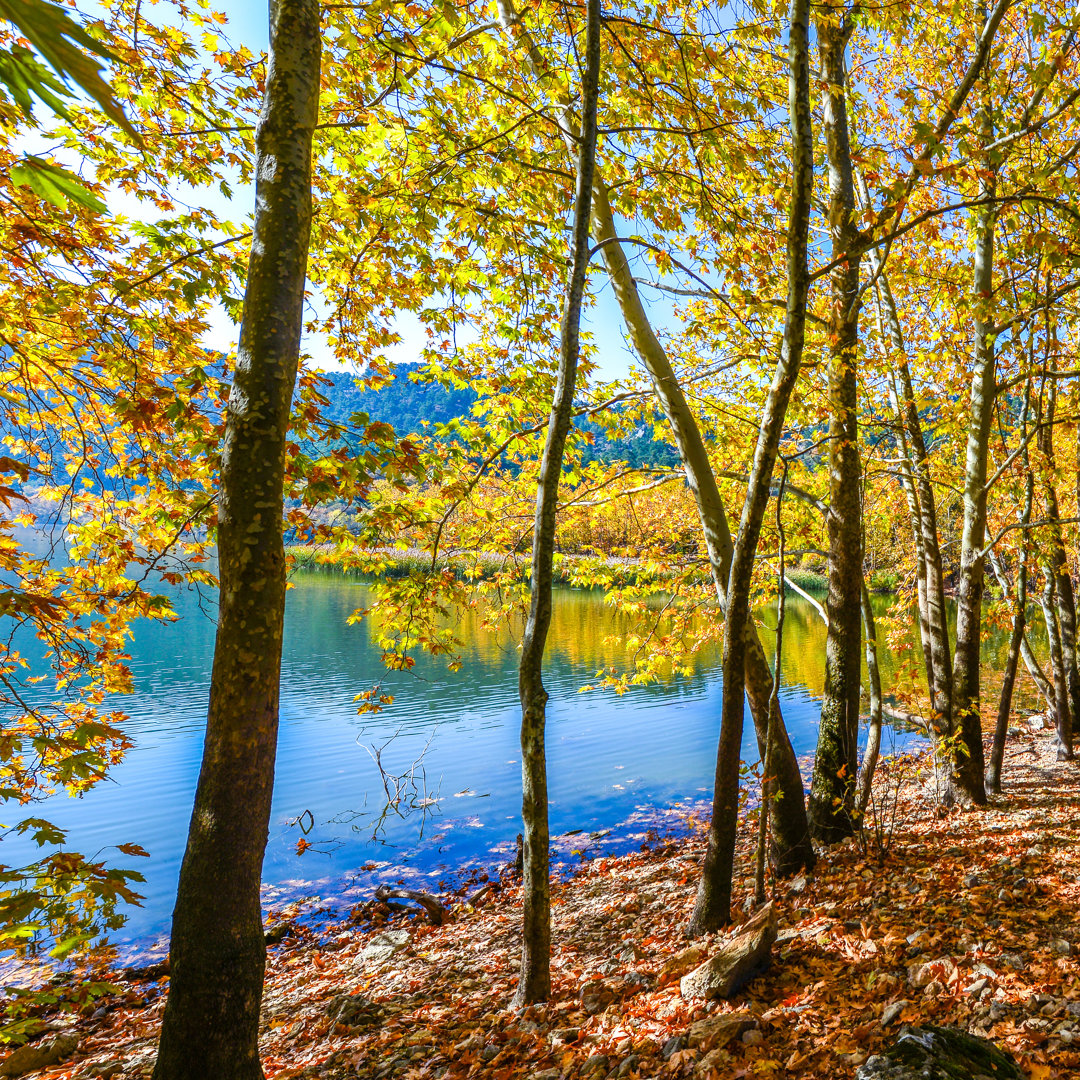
[13,726,1080,1080]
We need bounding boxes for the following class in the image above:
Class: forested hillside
[320,366,680,470]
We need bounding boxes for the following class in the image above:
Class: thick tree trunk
[496,0,815,880]
[514,0,600,1007]
[152,4,320,1078]
[948,42,995,806]
[808,4,863,844]
[686,0,814,935]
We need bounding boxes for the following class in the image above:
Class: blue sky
[102,1,645,380]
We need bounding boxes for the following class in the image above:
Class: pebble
[881,1000,909,1026]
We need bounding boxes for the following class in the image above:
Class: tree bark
[948,41,996,806]
[496,0,815,880]
[686,0,814,934]
[1037,376,1077,758]
[513,0,600,1007]
[809,4,863,844]
[856,581,884,817]
[152,3,320,1077]
[987,546,1030,793]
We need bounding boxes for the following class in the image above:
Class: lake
[8,574,935,958]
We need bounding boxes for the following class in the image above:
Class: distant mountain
[317,367,679,470]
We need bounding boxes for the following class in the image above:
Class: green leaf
[0,44,71,118]
[0,0,140,141]
[10,156,107,214]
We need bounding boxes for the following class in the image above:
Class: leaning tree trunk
[949,56,996,807]
[809,2,863,844]
[152,4,320,1078]
[513,0,600,1006]
[686,0,814,935]
[496,0,816,880]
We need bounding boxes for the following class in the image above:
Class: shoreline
[286,544,838,594]
[34,732,1080,1079]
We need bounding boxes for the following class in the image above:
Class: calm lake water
[11,574,937,957]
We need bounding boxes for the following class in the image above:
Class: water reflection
[7,576,957,953]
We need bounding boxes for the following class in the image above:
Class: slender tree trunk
[809,4,863,843]
[1020,630,1057,709]
[1041,572,1069,734]
[514,0,600,1006]
[987,543,1030,792]
[152,4,320,1077]
[949,46,996,806]
[987,382,1034,792]
[756,470,789,907]
[856,581,884,817]
[496,0,815,879]
[860,180,953,734]
[686,0,814,935]
[1038,376,1077,758]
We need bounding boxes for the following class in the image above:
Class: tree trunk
[496,0,815,880]
[1038,376,1077,759]
[686,0,814,935]
[513,0,600,1006]
[859,172,953,736]
[1040,573,1069,737]
[808,3,863,844]
[152,4,320,1078]
[948,47,996,807]
[856,581,884,817]
[987,547,1028,794]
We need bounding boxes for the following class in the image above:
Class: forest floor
[23,722,1080,1080]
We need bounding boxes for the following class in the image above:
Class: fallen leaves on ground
[16,727,1080,1080]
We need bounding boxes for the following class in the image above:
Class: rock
[326,993,386,1028]
[580,979,617,1015]
[582,1053,609,1073]
[964,978,990,996]
[84,1065,124,1079]
[922,979,946,999]
[264,919,295,944]
[362,929,410,966]
[855,1025,1024,1079]
[740,1028,763,1046]
[0,1034,78,1077]
[531,1071,561,1080]
[660,1035,687,1060]
[693,1048,725,1076]
[998,952,1025,970]
[680,903,777,1001]
[1051,938,1072,956]
[964,874,980,889]
[616,1055,639,1077]
[687,1011,753,1050]
[550,1027,580,1046]
[881,1000,909,1027]
[659,943,710,983]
